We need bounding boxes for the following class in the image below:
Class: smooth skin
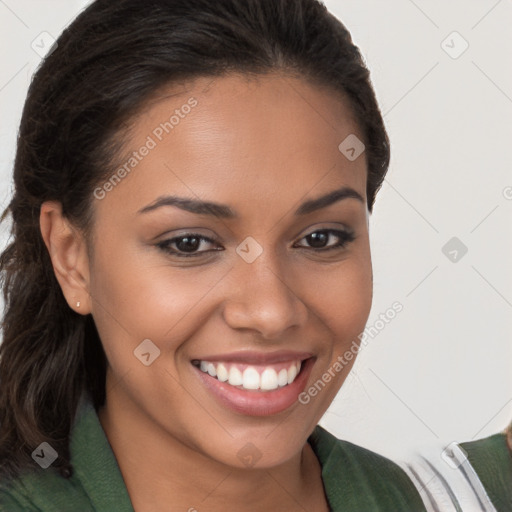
[40,72,372,512]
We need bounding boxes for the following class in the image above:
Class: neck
[97,383,328,512]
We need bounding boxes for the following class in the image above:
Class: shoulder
[0,394,132,512]
[0,396,94,511]
[0,482,28,512]
[0,467,91,512]
[309,425,427,511]
[460,432,512,512]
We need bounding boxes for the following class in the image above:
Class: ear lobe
[39,201,91,314]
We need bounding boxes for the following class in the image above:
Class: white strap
[397,441,497,512]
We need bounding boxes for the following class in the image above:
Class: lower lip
[193,358,315,416]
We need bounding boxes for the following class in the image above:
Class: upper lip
[191,350,313,365]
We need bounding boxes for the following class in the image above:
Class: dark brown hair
[0,0,390,481]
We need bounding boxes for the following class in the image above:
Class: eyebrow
[137,186,364,218]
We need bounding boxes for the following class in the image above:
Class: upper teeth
[197,360,302,391]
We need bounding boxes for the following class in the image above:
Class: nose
[221,246,308,340]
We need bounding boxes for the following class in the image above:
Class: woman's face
[87,72,372,468]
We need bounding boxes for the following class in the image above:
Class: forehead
[95,72,367,223]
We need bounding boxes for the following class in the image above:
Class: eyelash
[156,229,356,258]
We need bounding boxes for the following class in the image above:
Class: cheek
[87,241,224,362]
[294,253,372,421]
[313,248,372,362]
[309,249,373,345]
[326,266,372,365]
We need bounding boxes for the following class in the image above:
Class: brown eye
[157,234,221,258]
[294,229,355,251]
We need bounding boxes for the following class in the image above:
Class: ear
[39,201,92,314]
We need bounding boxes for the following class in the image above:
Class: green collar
[308,424,426,510]
[68,395,135,511]
[1,394,425,511]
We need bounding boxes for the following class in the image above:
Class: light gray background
[1,0,511,462]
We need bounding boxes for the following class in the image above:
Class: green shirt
[460,433,512,512]
[0,395,426,511]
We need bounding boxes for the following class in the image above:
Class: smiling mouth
[191,359,303,391]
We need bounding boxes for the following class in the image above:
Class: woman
[0,0,438,510]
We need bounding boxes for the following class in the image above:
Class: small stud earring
[76,301,81,308]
